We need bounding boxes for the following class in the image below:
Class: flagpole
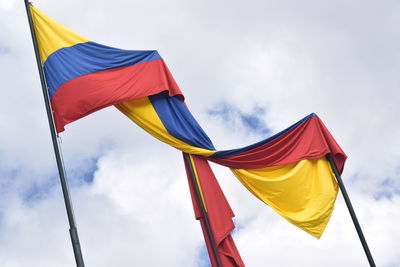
[326,154,375,267]
[24,1,85,267]
[183,153,222,267]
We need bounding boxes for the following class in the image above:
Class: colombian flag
[30,6,182,133]
[30,4,347,266]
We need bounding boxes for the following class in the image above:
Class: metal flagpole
[24,1,85,266]
[183,153,222,267]
[326,154,376,267]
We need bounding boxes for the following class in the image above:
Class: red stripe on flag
[51,59,182,132]
[210,116,346,174]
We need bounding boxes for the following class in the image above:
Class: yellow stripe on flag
[232,158,338,238]
[116,98,216,157]
[30,5,89,64]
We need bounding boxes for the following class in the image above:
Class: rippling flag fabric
[118,98,346,238]
[30,6,182,133]
[30,4,347,266]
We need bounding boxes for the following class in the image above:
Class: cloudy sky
[1,0,399,266]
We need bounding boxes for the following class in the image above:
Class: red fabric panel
[51,59,182,132]
[183,154,245,267]
[210,116,347,174]
[199,220,244,267]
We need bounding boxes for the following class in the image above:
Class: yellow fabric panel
[115,98,216,157]
[231,158,338,238]
[30,5,89,64]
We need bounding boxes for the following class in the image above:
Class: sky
[0,0,400,266]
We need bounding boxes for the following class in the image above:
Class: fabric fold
[231,158,338,238]
[184,154,244,267]
[31,4,349,266]
[118,93,345,238]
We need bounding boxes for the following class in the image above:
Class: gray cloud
[208,102,271,136]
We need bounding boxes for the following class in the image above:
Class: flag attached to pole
[119,98,345,238]
[30,6,182,133]
[30,4,348,266]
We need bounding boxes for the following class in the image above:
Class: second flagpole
[183,153,222,267]
[326,154,375,267]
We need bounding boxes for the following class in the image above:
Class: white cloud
[233,194,400,267]
[1,0,399,266]
[0,148,204,267]
[0,0,16,11]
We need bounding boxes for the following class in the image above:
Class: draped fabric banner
[183,154,244,266]
[117,98,344,238]
[30,4,347,266]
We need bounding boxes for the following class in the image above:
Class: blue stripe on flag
[44,41,162,98]
[149,92,216,151]
[212,113,316,158]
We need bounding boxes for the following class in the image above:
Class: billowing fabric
[31,4,348,266]
[30,6,182,132]
[115,95,216,156]
[232,158,338,238]
[116,95,345,238]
